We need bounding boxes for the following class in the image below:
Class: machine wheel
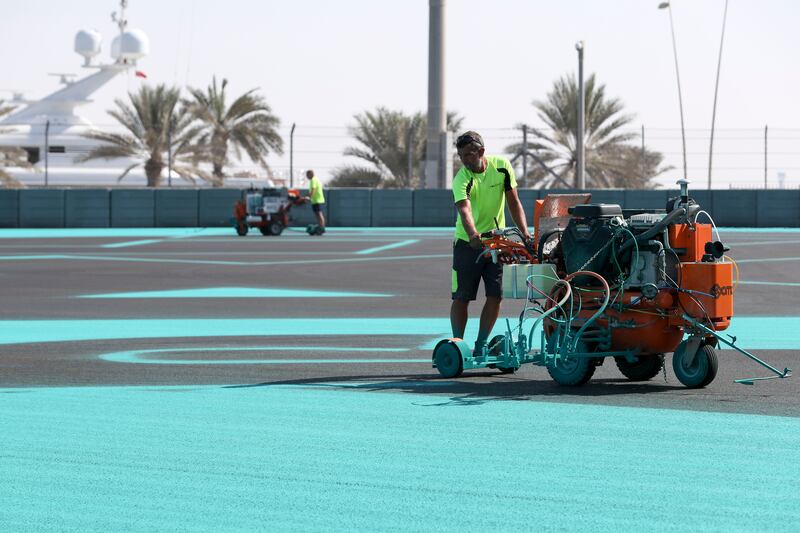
[433,340,464,378]
[488,334,517,374]
[672,342,719,388]
[546,355,596,386]
[235,221,248,236]
[261,221,283,236]
[615,354,664,381]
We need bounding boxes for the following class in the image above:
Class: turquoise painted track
[2,384,799,531]
[1,316,799,350]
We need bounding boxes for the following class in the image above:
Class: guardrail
[1,188,798,228]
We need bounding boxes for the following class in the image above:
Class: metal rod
[522,124,528,184]
[289,122,296,188]
[708,0,729,189]
[659,2,688,181]
[764,124,768,189]
[407,125,413,187]
[684,314,791,380]
[167,119,172,188]
[641,124,646,181]
[576,41,585,189]
[44,119,50,187]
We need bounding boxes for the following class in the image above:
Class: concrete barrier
[0,190,19,228]
[624,189,668,210]
[155,189,199,227]
[19,189,65,228]
[372,190,413,227]
[65,189,110,228]
[413,189,455,226]
[756,190,800,227]
[5,187,800,228]
[710,190,757,227]
[327,188,371,227]
[111,189,155,227]
[199,189,242,227]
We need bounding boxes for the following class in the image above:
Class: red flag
[135,70,147,79]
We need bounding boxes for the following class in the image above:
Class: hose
[616,207,686,256]
[693,209,722,242]
[563,270,611,351]
[527,279,573,351]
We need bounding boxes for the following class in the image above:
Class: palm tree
[77,84,204,187]
[341,107,463,188]
[185,77,283,184]
[506,73,668,189]
[0,102,29,188]
[328,165,383,188]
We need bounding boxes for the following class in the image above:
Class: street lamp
[658,1,688,182]
[708,0,729,189]
[576,40,585,189]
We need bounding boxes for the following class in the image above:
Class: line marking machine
[433,180,792,388]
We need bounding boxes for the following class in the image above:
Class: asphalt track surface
[2,227,800,531]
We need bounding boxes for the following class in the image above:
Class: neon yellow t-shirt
[308,176,325,204]
[452,155,517,242]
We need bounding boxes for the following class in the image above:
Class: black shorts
[311,203,323,213]
[452,239,503,301]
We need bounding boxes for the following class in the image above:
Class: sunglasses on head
[456,134,483,149]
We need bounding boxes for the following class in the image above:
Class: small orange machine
[233,187,306,236]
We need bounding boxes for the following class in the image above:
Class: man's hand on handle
[468,233,483,250]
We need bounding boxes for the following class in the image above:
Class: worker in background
[306,169,326,235]
[450,131,531,358]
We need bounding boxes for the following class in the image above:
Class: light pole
[289,122,296,187]
[575,40,585,189]
[425,0,446,189]
[708,0,729,189]
[44,119,50,187]
[658,1,688,182]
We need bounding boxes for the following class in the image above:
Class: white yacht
[0,1,152,187]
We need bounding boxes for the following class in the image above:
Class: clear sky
[2,0,798,188]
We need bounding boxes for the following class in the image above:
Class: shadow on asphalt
[224,373,686,404]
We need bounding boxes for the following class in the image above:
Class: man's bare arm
[455,199,482,249]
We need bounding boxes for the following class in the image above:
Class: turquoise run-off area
[1,317,799,350]
[1,384,798,531]
[77,287,392,298]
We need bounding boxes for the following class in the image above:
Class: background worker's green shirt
[452,155,517,242]
[309,176,325,204]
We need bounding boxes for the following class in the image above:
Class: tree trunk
[212,163,225,187]
[145,159,164,187]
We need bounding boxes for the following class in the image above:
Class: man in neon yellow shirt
[451,131,531,357]
[306,170,326,235]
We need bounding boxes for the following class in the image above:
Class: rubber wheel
[235,222,248,236]
[546,340,596,386]
[488,334,517,374]
[268,221,283,236]
[259,225,270,236]
[672,342,719,388]
[615,354,664,381]
[433,341,463,378]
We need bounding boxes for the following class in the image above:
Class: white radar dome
[74,29,102,61]
[111,29,149,62]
